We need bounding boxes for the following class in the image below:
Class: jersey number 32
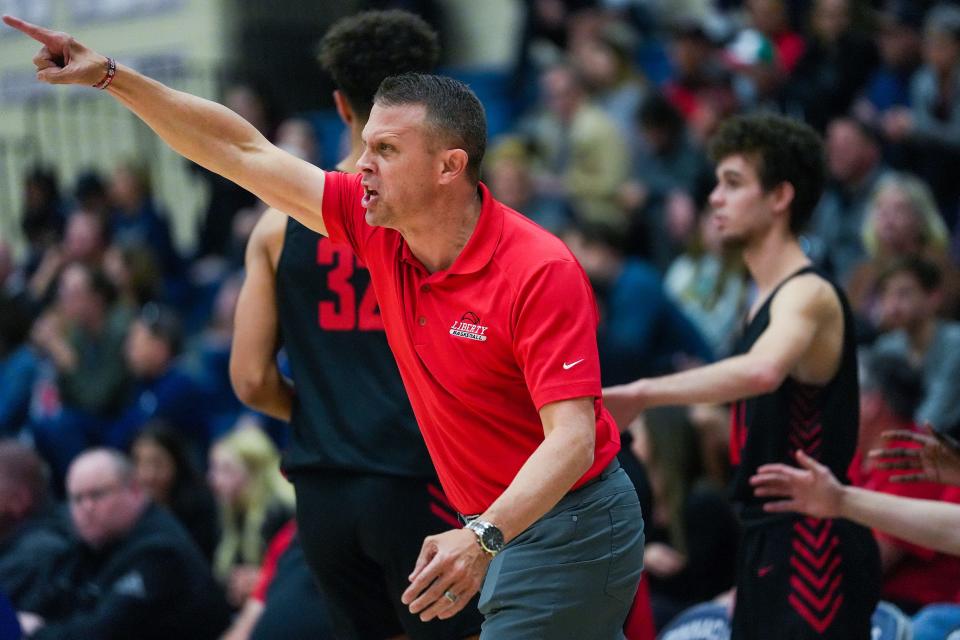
[317,239,383,331]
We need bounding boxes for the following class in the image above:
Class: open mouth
[361,186,379,208]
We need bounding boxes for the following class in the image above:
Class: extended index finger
[2,15,61,46]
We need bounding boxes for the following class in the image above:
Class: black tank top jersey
[275,218,434,477]
[729,266,859,519]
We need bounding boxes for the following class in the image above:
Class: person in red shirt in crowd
[2,13,645,639]
[849,351,960,614]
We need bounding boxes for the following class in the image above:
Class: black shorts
[290,471,483,640]
[731,516,880,640]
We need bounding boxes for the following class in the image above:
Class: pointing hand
[3,15,110,86]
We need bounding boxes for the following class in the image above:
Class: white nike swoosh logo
[563,359,585,370]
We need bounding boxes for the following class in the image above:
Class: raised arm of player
[2,15,328,235]
[751,449,960,557]
[603,274,839,428]
[229,209,294,421]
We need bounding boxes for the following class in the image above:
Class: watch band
[466,519,504,557]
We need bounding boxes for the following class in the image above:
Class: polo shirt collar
[400,181,503,276]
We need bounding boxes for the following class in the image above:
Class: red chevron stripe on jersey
[788,384,823,457]
[789,517,845,633]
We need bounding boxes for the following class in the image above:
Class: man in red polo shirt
[3,15,645,638]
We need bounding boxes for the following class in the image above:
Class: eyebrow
[719,169,744,180]
[361,132,403,146]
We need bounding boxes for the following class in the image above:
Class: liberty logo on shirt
[449,311,489,342]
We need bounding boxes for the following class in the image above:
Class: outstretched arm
[751,450,960,556]
[230,210,294,422]
[3,15,328,235]
[604,275,830,427]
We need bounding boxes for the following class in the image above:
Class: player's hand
[2,15,109,86]
[602,380,647,431]
[401,528,490,622]
[869,425,960,486]
[750,449,844,519]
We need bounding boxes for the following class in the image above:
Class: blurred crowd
[2,0,960,638]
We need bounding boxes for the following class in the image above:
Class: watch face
[481,524,505,552]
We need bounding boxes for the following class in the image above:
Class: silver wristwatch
[465,519,505,557]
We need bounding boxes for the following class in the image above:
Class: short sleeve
[321,171,369,260]
[512,259,602,409]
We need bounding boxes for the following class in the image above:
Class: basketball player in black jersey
[605,114,880,639]
[229,11,481,640]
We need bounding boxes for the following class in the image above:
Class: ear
[437,148,469,185]
[769,181,796,218]
[333,90,353,127]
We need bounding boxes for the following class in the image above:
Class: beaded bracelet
[93,57,116,90]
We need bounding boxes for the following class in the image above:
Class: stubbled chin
[364,210,382,227]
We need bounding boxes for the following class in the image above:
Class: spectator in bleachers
[662,19,737,144]
[207,424,294,609]
[107,163,186,302]
[664,208,750,357]
[746,0,806,76]
[854,1,924,123]
[849,351,960,614]
[571,21,648,140]
[102,242,162,311]
[620,92,712,266]
[72,171,110,219]
[521,63,630,233]
[15,448,230,639]
[563,221,713,385]
[882,3,960,222]
[809,116,889,282]
[872,257,960,435]
[30,262,131,419]
[131,423,218,560]
[845,171,958,325]
[0,441,68,605]
[722,28,783,115]
[627,407,739,631]
[787,0,878,130]
[26,208,110,311]
[484,136,569,232]
[104,304,209,451]
[220,521,333,640]
[20,168,64,277]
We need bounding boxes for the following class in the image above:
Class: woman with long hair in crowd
[207,421,295,608]
[131,420,219,559]
[846,171,959,331]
